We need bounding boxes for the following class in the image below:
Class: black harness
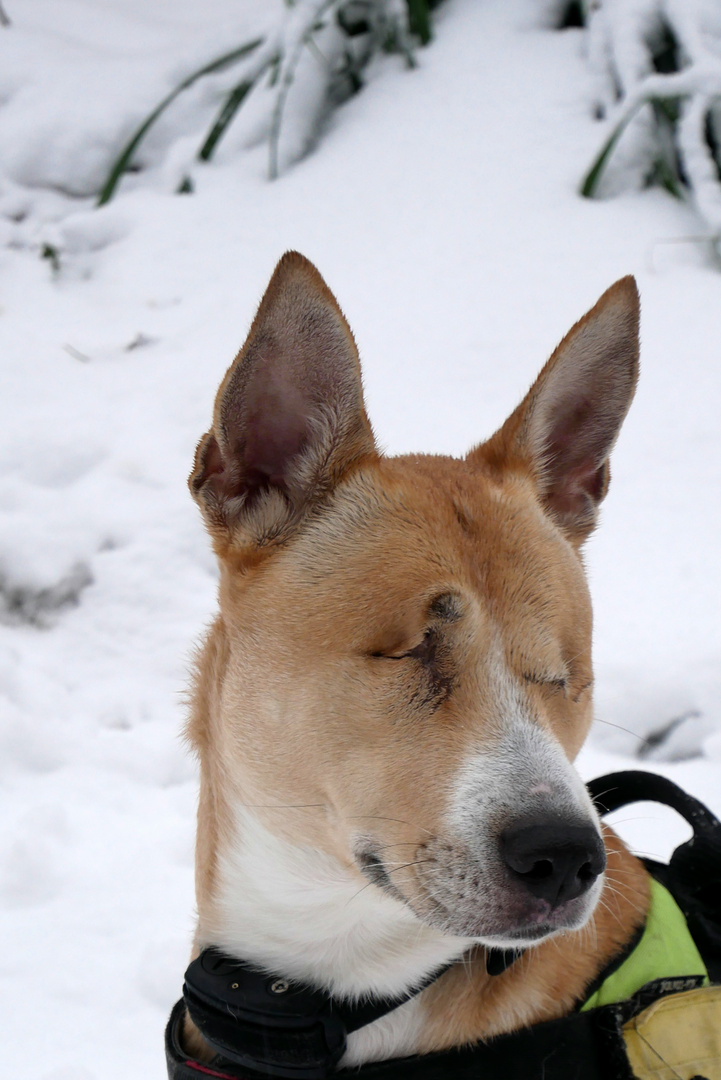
[166,771,721,1080]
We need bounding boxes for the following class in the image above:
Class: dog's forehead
[279,455,588,629]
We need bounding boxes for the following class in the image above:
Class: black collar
[168,946,520,1079]
[168,944,524,1080]
[176,947,464,1080]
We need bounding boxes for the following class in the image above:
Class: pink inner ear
[201,434,225,480]
[544,457,607,517]
[242,371,310,491]
[541,395,609,516]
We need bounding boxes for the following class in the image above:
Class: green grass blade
[388,16,418,70]
[650,155,684,199]
[705,107,721,183]
[406,0,432,45]
[197,58,274,162]
[581,93,686,198]
[268,0,339,181]
[580,107,638,198]
[97,37,264,206]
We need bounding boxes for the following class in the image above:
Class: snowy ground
[0,1,720,1076]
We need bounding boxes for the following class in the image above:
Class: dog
[181,252,649,1067]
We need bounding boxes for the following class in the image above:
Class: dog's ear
[190,252,376,552]
[469,277,639,543]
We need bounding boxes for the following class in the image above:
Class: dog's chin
[480,925,559,947]
[399,877,602,946]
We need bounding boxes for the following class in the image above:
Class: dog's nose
[500,819,606,906]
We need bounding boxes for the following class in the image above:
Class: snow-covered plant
[573,0,721,243]
[98,0,439,205]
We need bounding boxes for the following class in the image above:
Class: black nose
[500,818,606,906]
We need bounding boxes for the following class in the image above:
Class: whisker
[344,859,437,908]
[593,718,645,743]
[343,881,375,907]
[385,860,436,875]
[374,841,421,852]
[594,896,625,931]
[603,814,662,826]
[347,815,436,838]
[461,950,478,984]
[599,866,643,877]
[604,842,668,861]
[238,802,327,810]
[600,881,646,920]
[589,785,618,806]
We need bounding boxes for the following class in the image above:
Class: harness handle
[587,770,721,984]
[587,770,718,832]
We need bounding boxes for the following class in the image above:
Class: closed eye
[522,671,568,694]
[370,628,453,708]
[371,630,432,661]
[368,592,462,661]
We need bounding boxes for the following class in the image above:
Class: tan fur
[183,253,648,1060]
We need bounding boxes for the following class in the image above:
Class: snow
[0,1,720,1076]
[582,0,721,231]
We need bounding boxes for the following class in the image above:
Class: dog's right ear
[190,252,376,554]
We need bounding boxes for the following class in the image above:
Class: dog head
[189,253,638,952]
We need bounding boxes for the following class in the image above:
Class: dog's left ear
[470,277,639,543]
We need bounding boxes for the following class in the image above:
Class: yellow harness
[583,878,708,1012]
[577,877,721,1079]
